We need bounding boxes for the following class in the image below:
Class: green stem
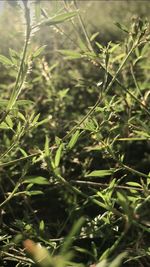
[123,164,150,179]
[71,180,149,192]
[7,4,31,111]
[0,152,39,168]
[130,64,143,98]
[73,0,93,52]
[0,181,21,209]
[100,229,128,260]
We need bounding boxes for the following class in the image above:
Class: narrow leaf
[33,45,46,58]
[5,115,13,129]
[40,11,77,27]
[115,22,129,33]
[126,182,142,187]
[39,220,45,231]
[23,176,49,185]
[68,130,80,149]
[26,191,43,196]
[85,169,115,178]
[109,252,127,267]
[0,55,12,66]
[55,143,63,168]
[90,32,99,42]
[45,136,50,157]
[59,49,81,59]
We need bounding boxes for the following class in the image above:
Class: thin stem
[0,181,21,209]
[0,5,31,125]
[130,63,143,98]
[73,0,93,52]
[123,164,150,179]
[7,4,31,111]
[71,180,149,192]
[0,152,39,168]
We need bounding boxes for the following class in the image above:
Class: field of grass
[0,1,150,267]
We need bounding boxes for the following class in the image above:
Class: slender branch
[122,164,150,179]
[0,152,39,168]
[73,0,93,52]
[0,181,21,209]
[130,63,143,98]
[71,180,150,192]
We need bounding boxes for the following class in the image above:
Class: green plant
[0,1,150,267]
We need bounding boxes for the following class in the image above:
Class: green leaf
[95,42,104,52]
[9,48,20,65]
[68,130,80,149]
[95,259,107,267]
[126,182,142,187]
[16,100,34,106]
[18,112,26,122]
[115,22,129,33]
[82,118,98,132]
[5,115,13,129]
[117,191,130,215]
[58,88,69,99]
[85,169,115,178]
[23,176,49,185]
[35,117,50,127]
[26,190,44,196]
[45,136,50,158]
[19,148,28,157]
[39,220,45,232]
[33,45,46,58]
[0,100,8,106]
[59,49,81,60]
[32,113,40,125]
[90,32,99,42]
[35,0,41,21]
[44,136,55,169]
[109,252,127,267]
[54,143,63,168]
[61,217,85,254]
[0,122,10,129]
[40,11,77,27]
[78,38,87,52]
[109,43,120,53]
[0,55,13,66]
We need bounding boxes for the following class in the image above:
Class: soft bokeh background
[0,0,150,54]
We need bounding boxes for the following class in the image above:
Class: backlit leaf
[0,55,12,66]
[33,46,46,58]
[85,169,115,178]
[40,11,77,27]
[23,176,49,185]
[55,143,63,168]
[59,49,81,59]
[68,130,80,149]
[126,182,142,187]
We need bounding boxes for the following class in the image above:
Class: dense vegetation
[0,1,150,267]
